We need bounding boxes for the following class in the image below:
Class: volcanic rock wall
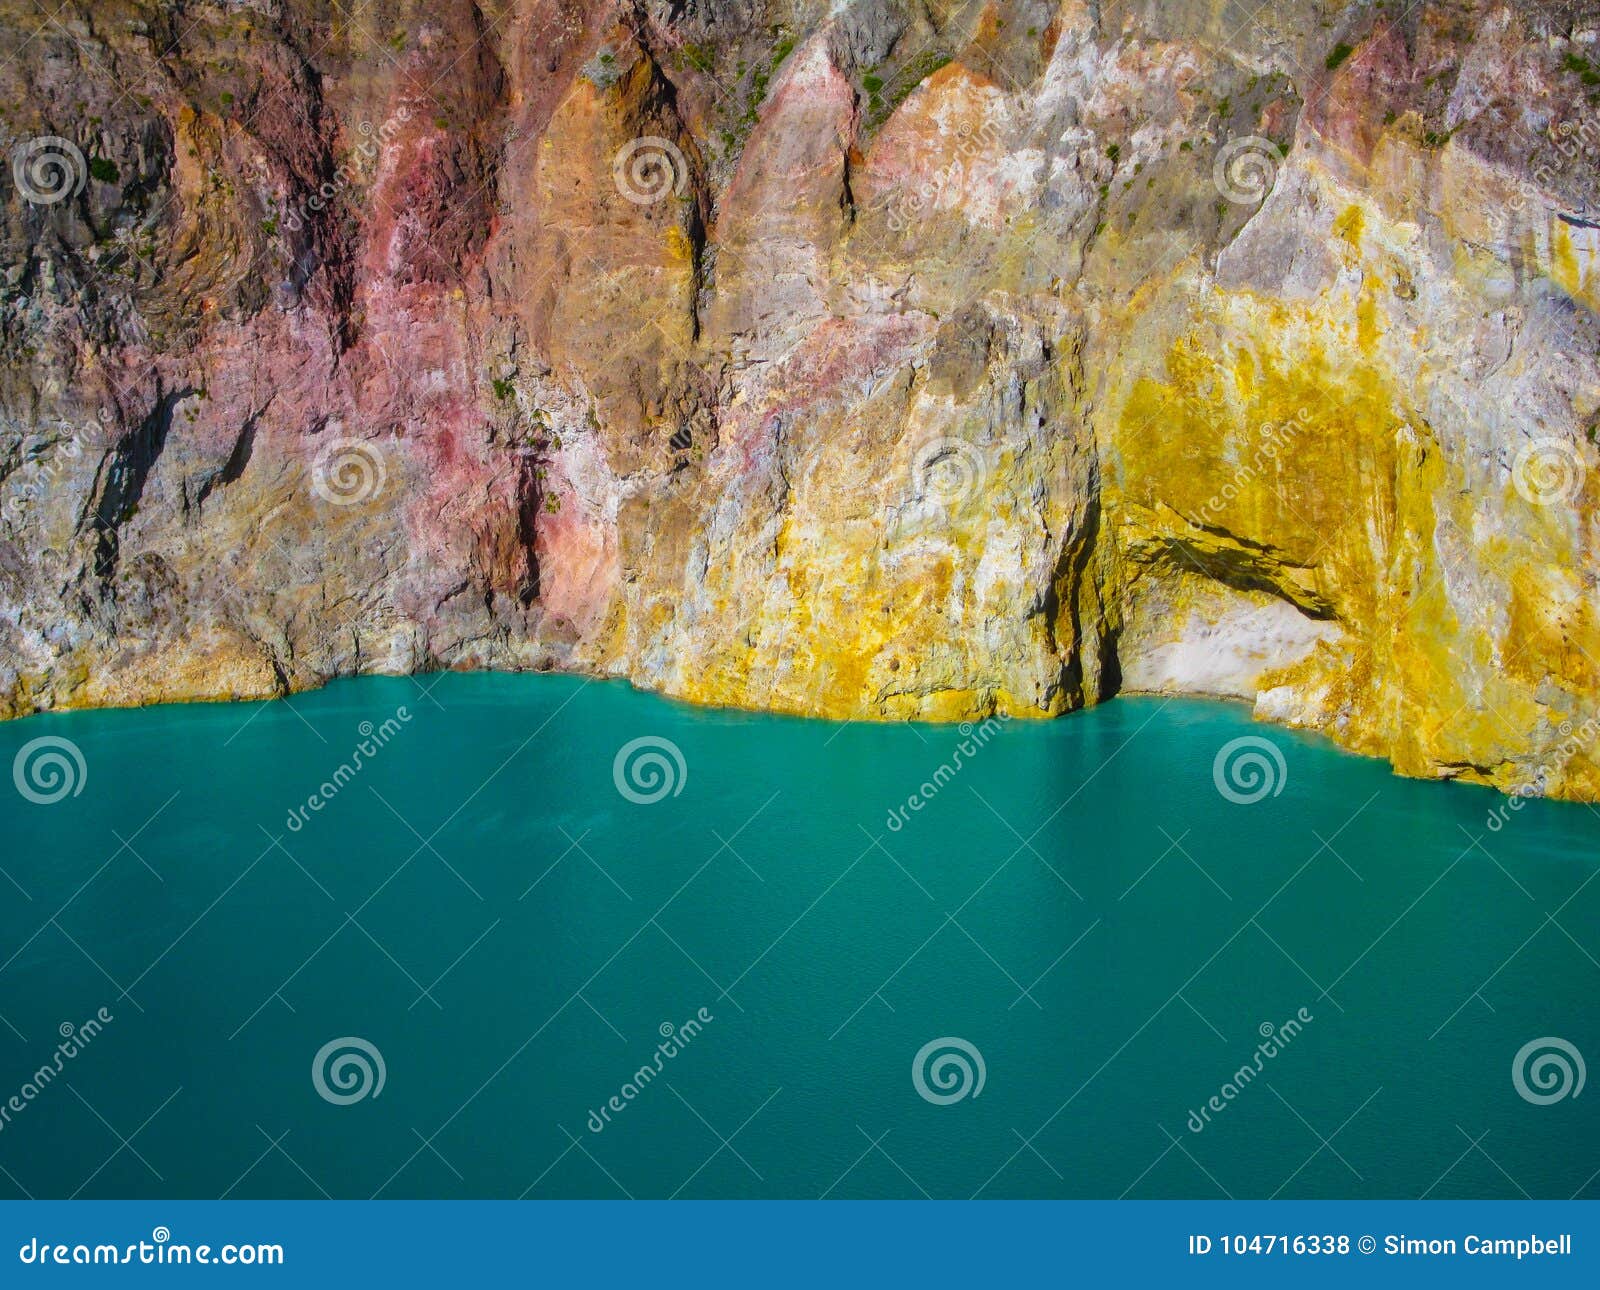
[3,0,1600,798]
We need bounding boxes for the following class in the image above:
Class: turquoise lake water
[0,674,1595,1198]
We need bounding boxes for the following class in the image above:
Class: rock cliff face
[3,0,1600,797]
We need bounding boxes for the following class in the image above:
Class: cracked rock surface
[3,0,1600,798]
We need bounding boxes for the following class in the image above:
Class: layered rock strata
[3,0,1600,797]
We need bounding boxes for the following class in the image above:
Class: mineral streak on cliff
[2,0,1599,797]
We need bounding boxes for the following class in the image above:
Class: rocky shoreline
[2,0,1599,798]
